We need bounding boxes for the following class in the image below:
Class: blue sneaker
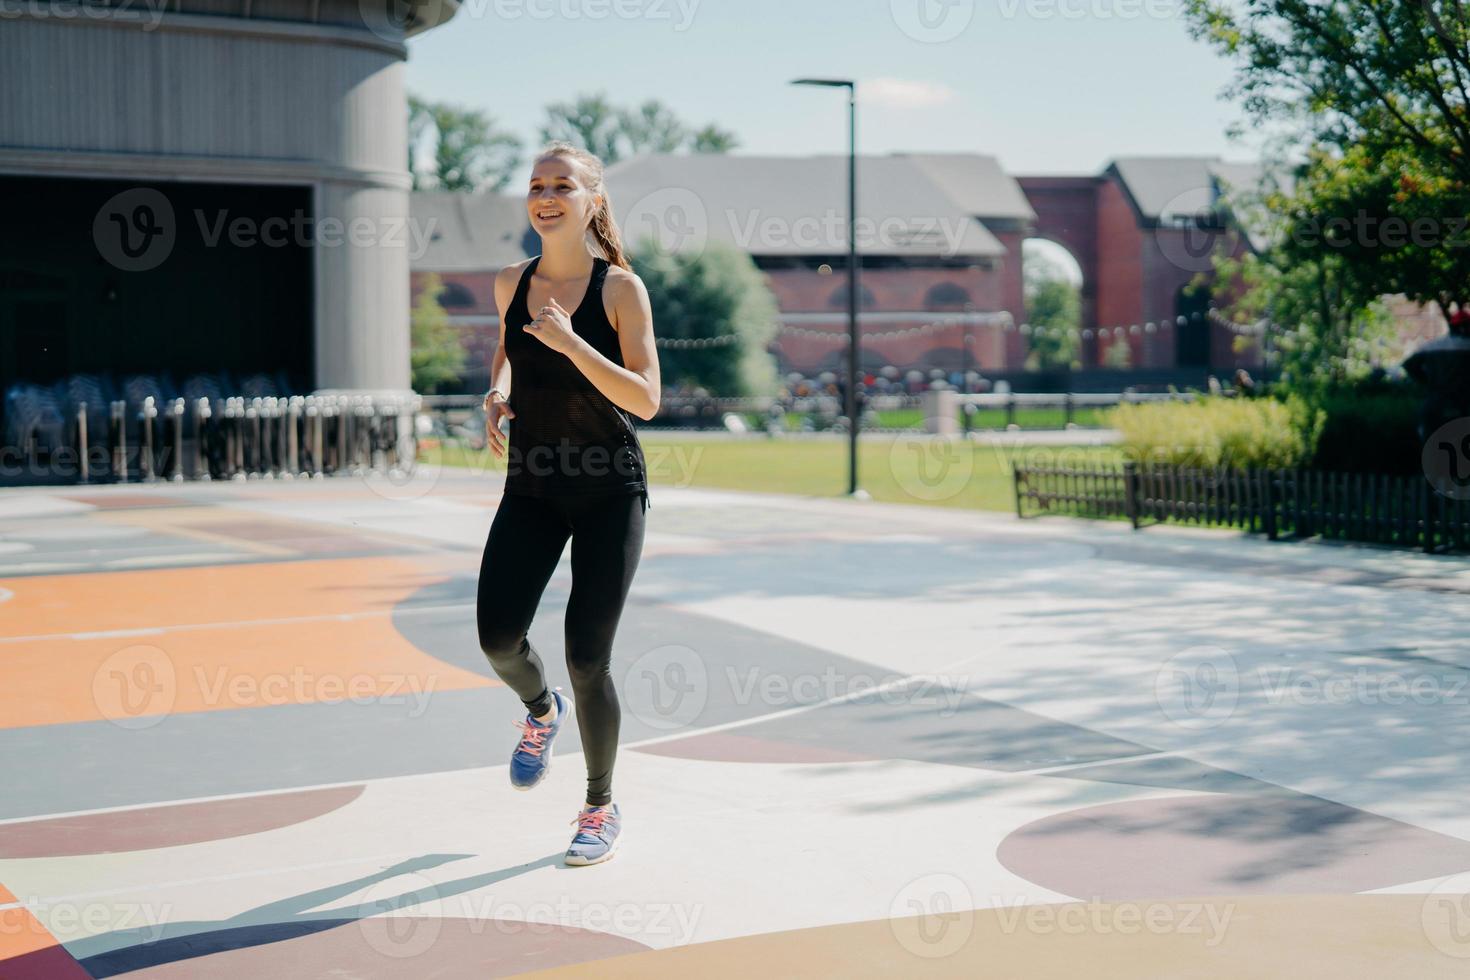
[509,689,570,791]
[565,803,621,866]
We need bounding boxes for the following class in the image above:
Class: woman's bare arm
[563,268,661,420]
[483,262,527,456]
[488,263,523,398]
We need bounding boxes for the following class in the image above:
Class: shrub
[1106,396,1318,470]
[1302,379,1422,475]
[411,273,467,394]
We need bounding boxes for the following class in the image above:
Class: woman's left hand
[525,297,583,355]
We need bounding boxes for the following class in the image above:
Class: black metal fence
[1014,463,1470,554]
[4,384,419,485]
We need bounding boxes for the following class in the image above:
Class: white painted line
[1022,751,1174,776]
[69,627,167,641]
[0,600,479,646]
[0,777,394,827]
[621,653,985,752]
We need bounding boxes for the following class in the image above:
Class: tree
[430,103,522,191]
[1184,1,1470,184]
[619,100,687,156]
[1275,143,1470,315]
[1210,238,1397,392]
[411,274,467,393]
[540,92,626,163]
[689,124,740,153]
[1022,252,1081,371]
[1184,1,1470,311]
[408,94,434,190]
[540,92,739,161]
[631,242,780,396]
[407,96,522,192]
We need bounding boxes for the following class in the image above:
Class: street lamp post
[791,77,862,497]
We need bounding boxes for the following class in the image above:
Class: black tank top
[502,254,650,505]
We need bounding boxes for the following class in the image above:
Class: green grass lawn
[736,407,1108,431]
[423,435,1123,512]
[883,407,1108,430]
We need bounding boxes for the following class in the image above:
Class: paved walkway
[2,470,1469,977]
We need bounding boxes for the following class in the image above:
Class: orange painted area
[2,557,436,636]
[0,903,61,959]
[2,557,496,729]
[0,884,90,978]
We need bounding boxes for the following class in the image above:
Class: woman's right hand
[484,391,515,458]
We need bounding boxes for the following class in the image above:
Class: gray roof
[603,153,1022,258]
[410,191,533,272]
[894,152,1037,223]
[1110,156,1285,252]
[1109,157,1278,220]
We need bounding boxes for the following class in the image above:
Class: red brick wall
[760,264,999,312]
[412,270,503,388]
[761,263,1009,374]
[413,262,1014,381]
[1141,227,1259,371]
[1094,177,1145,367]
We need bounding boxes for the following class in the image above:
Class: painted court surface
[3,467,1470,977]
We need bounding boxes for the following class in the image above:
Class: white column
[313,180,413,393]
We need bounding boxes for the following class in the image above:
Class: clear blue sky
[406,0,1258,179]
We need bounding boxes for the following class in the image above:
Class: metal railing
[7,392,420,485]
[1014,461,1470,554]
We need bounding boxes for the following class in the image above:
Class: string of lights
[654,334,744,349]
[657,310,1275,349]
[771,310,1274,345]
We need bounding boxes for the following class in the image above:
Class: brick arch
[1017,176,1101,366]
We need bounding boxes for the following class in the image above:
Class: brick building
[409,153,1294,393]
[411,191,535,392]
[1020,157,1266,374]
[604,152,1035,378]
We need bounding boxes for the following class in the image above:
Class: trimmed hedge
[1105,382,1426,475]
[1106,396,1319,470]
[1306,384,1422,475]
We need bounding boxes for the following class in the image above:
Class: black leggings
[476,490,646,806]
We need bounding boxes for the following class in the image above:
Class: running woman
[477,141,658,867]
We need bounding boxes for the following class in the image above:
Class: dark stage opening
[1,175,314,439]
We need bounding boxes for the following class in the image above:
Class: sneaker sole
[564,833,619,867]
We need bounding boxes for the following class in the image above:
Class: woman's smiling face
[527,156,601,236]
